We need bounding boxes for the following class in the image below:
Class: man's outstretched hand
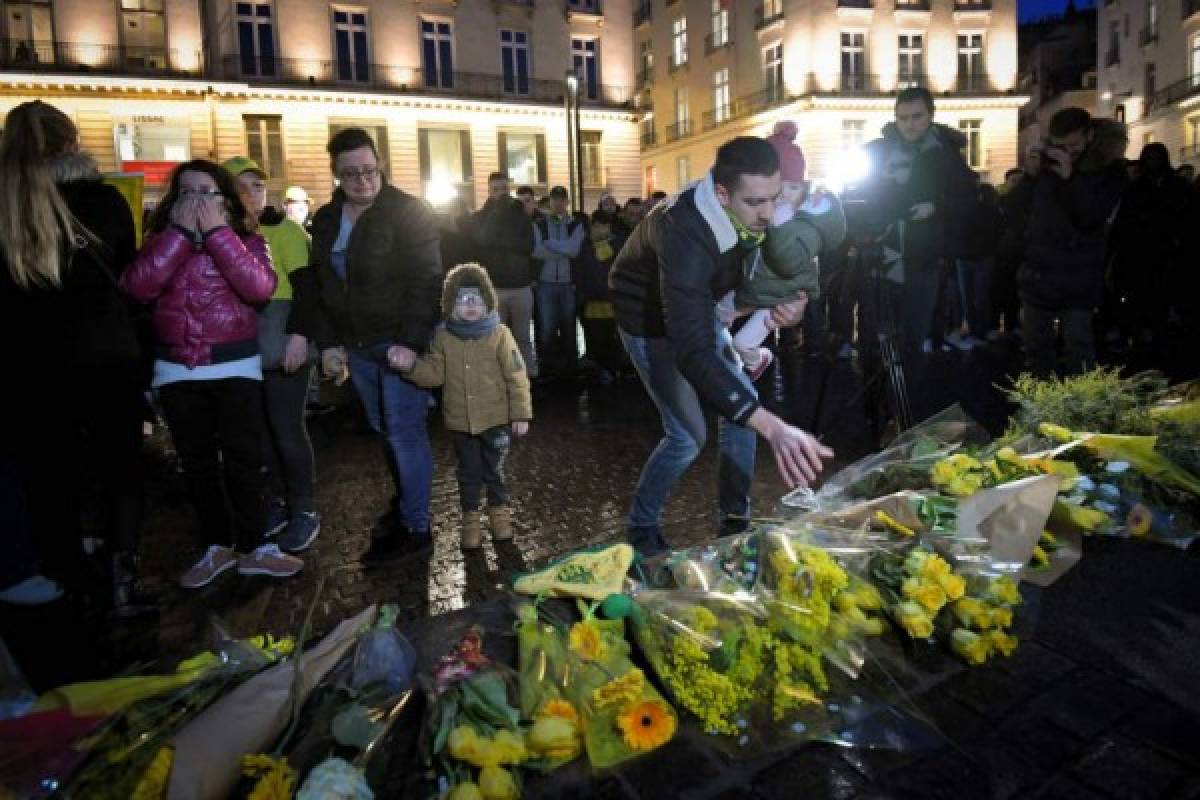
[748,409,834,489]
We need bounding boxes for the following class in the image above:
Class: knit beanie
[766,120,806,182]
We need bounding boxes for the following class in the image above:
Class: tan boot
[489,506,514,541]
[461,511,484,550]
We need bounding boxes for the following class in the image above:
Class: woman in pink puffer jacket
[122,160,304,590]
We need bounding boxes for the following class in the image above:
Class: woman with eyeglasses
[291,127,442,564]
[121,160,304,589]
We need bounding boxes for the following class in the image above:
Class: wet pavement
[4,341,1200,798]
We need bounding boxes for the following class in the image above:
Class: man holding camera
[858,87,977,426]
[1009,108,1127,376]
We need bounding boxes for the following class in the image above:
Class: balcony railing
[633,2,652,26]
[1139,24,1159,45]
[705,31,732,54]
[637,65,654,87]
[1186,0,1200,19]
[755,6,785,29]
[219,55,633,106]
[0,39,201,77]
[1147,74,1200,113]
[665,119,693,142]
[702,105,731,130]
[839,73,883,93]
[954,0,992,9]
[837,0,873,8]
[566,0,602,17]
[895,0,931,10]
[640,129,657,148]
[700,84,790,131]
[956,72,992,92]
[668,51,688,72]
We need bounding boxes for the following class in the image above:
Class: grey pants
[263,365,316,513]
[496,286,536,376]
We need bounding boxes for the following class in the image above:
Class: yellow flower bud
[834,591,859,612]
[895,601,935,640]
[989,606,1014,629]
[491,729,528,765]
[936,571,966,601]
[902,576,948,614]
[952,597,992,629]
[852,582,883,611]
[446,782,485,800]
[950,628,991,666]
[447,725,482,764]
[987,630,1019,657]
[478,766,520,800]
[526,716,581,762]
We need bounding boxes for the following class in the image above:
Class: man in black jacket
[298,127,443,562]
[470,172,536,376]
[1009,108,1127,376]
[609,136,832,556]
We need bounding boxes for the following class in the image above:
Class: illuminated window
[763,43,783,95]
[499,131,547,188]
[898,33,924,87]
[3,0,53,63]
[710,0,729,48]
[671,17,688,68]
[244,115,285,189]
[957,33,985,91]
[674,85,689,134]
[841,32,866,89]
[421,19,454,89]
[236,2,274,76]
[842,119,866,149]
[676,155,690,189]
[333,8,369,83]
[582,131,604,186]
[572,38,599,100]
[120,0,166,68]
[418,128,472,206]
[501,30,530,95]
[958,118,983,168]
[713,68,730,123]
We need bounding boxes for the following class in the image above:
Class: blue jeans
[347,343,433,532]
[535,282,577,373]
[619,324,757,539]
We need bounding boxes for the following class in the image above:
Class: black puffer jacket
[862,122,978,265]
[609,173,759,425]
[299,184,442,351]
[1013,119,1128,310]
[469,196,534,289]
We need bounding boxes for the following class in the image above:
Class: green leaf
[432,695,458,755]
[459,673,520,730]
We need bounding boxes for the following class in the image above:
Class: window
[244,115,284,188]
[3,0,53,63]
[712,68,730,124]
[333,9,369,83]
[958,118,982,168]
[675,85,689,129]
[236,2,275,76]
[644,164,658,196]
[1145,62,1156,100]
[841,32,866,89]
[640,113,655,146]
[418,128,472,205]
[329,122,390,169]
[671,16,688,68]
[572,38,598,100]
[957,33,984,90]
[120,0,166,68]
[710,0,729,48]
[639,38,653,74]
[581,131,603,186]
[763,43,783,96]
[763,0,783,16]
[1191,35,1200,84]
[1189,115,1200,146]
[1107,21,1120,64]
[1146,0,1158,38]
[898,33,923,87]
[500,30,530,95]
[498,131,547,187]
[676,155,690,189]
[421,19,454,89]
[842,119,866,149]
[1115,104,1126,123]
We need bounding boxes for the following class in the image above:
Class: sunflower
[538,698,580,726]
[617,699,676,751]
[568,621,606,662]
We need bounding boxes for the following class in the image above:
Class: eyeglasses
[455,294,485,306]
[338,166,380,182]
[180,189,224,198]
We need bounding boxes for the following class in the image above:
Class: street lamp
[564,70,584,214]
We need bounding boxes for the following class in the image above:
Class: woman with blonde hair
[0,100,146,610]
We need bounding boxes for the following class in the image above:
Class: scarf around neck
[445,311,500,340]
[725,209,766,250]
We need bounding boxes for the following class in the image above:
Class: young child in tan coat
[389,263,533,549]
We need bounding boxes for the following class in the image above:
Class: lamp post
[565,70,580,213]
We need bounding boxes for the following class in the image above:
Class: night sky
[1019,0,1097,23]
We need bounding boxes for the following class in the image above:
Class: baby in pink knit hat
[716,120,846,380]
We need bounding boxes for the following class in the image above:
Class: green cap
[221,156,269,180]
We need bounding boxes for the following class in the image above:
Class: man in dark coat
[1009,108,1127,376]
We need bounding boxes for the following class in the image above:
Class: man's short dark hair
[487,171,508,184]
[624,197,642,207]
[895,87,935,113]
[1004,168,1022,180]
[327,127,377,162]
[713,136,780,193]
[1048,107,1092,138]
[549,185,569,198]
[649,190,667,201]
[516,186,534,197]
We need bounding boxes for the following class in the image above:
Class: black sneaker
[264,499,289,537]
[279,511,321,553]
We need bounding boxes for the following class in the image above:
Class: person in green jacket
[715,121,847,381]
[224,157,321,553]
[388,263,533,551]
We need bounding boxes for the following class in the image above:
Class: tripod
[810,234,913,444]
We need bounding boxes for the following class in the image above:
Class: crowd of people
[1,89,1194,615]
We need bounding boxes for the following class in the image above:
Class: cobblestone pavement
[5,346,1200,798]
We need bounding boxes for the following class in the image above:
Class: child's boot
[489,506,514,541]
[461,511,484,550]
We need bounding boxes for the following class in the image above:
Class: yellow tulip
[987,630,1019,657]
[526,716,582,762]
[446,782,485,800]
[950,628,991,666]
[951,598,992,629]
[478,766,520,800]
[490,729,528,765]
[894,601,934,640]
[834,591,859,612]
[852,582,883,611]
[902,577,948,614]
[989,606,1014,629]
[935,571,966,601]
[918,554,951,580]
[447,725,481,763]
